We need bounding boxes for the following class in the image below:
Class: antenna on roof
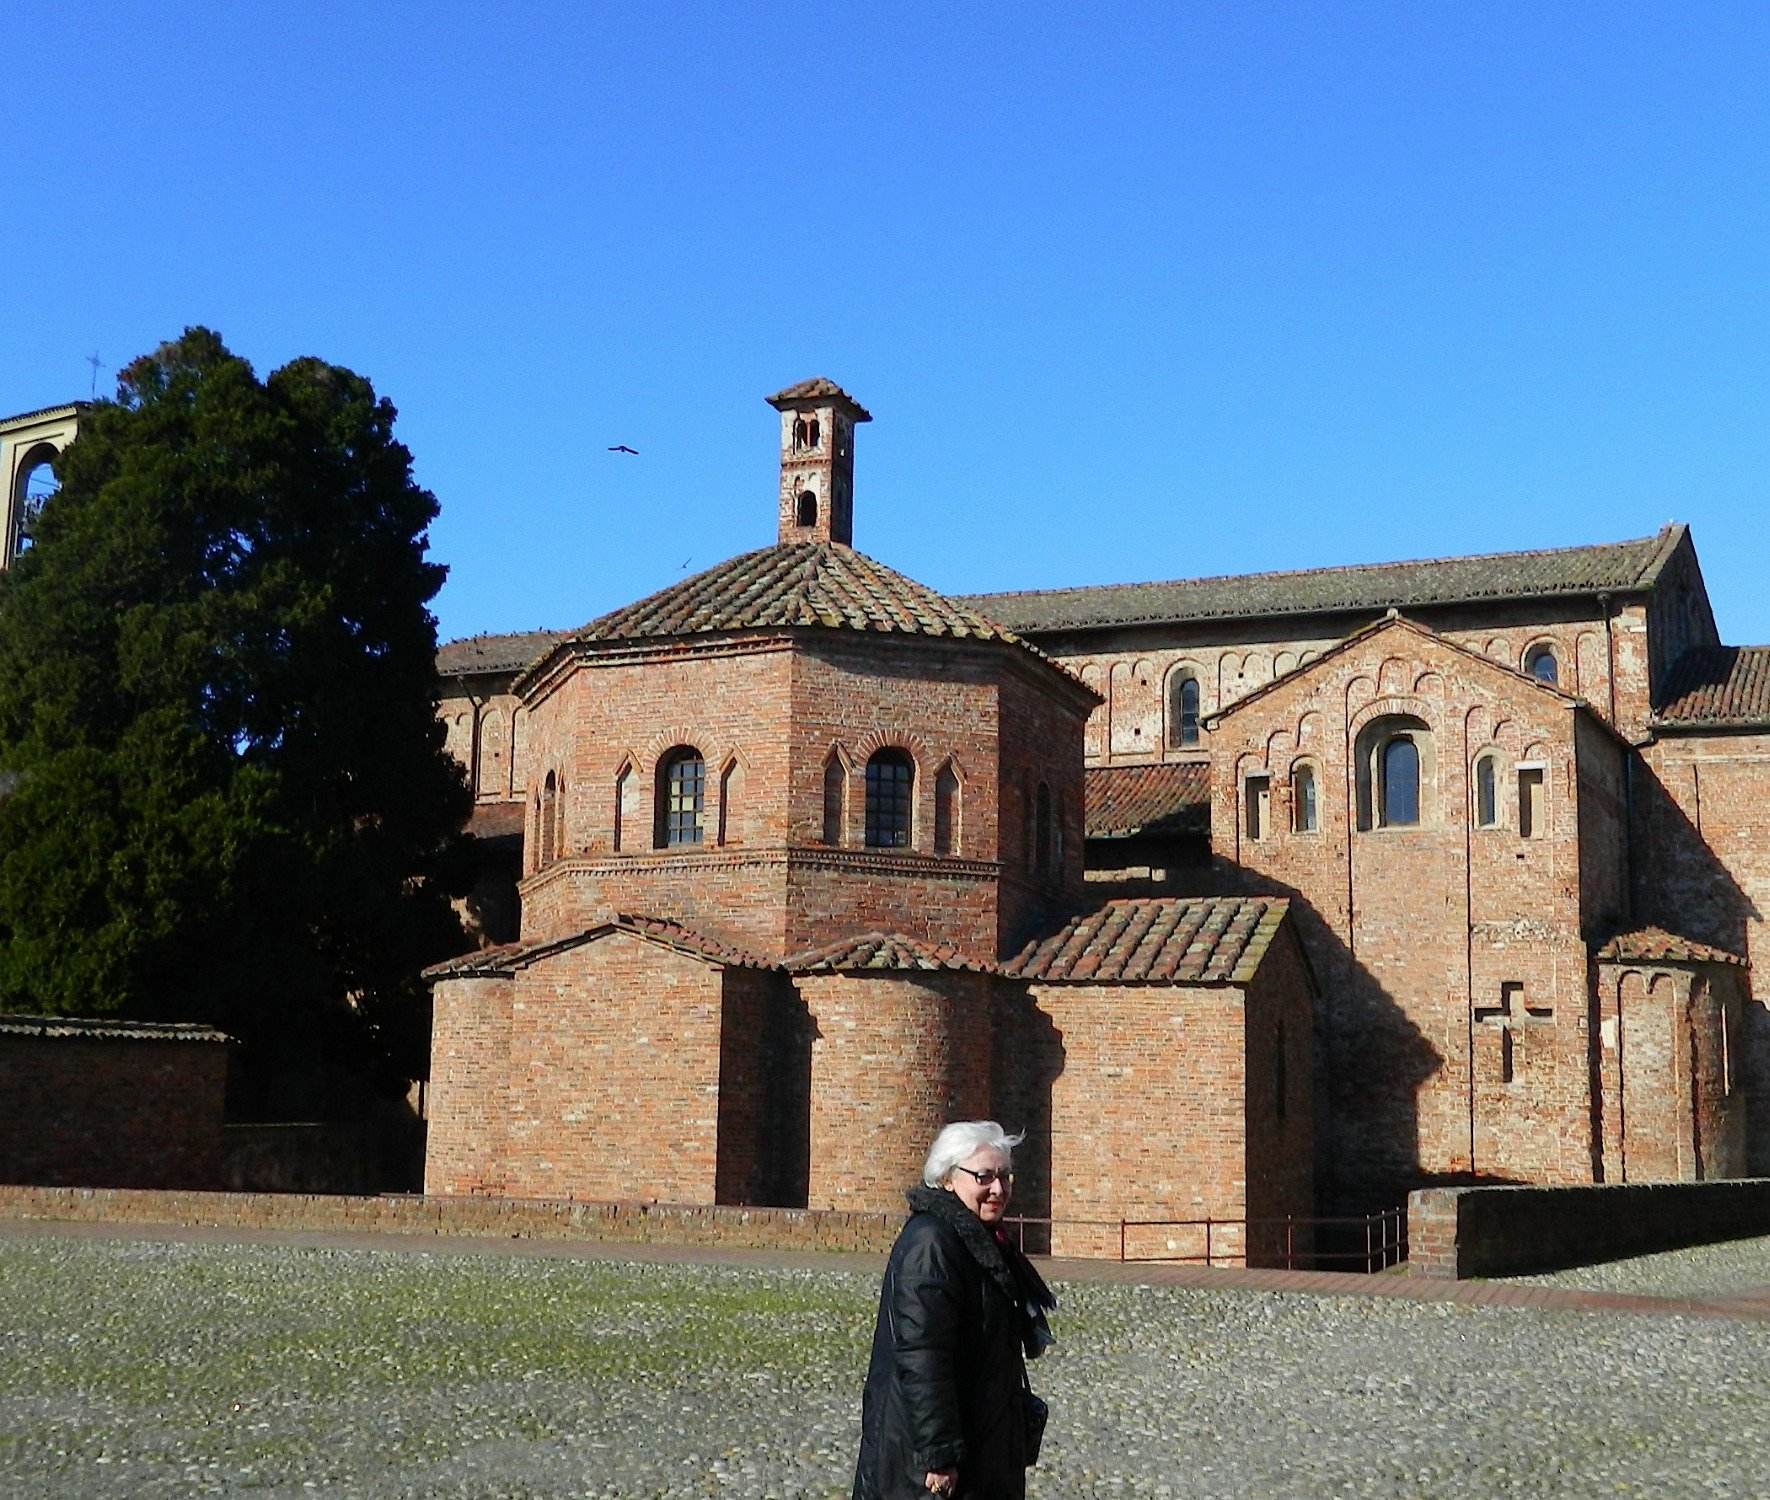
[85,352,103,399]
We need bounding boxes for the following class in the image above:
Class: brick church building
[424,380,1766,1251]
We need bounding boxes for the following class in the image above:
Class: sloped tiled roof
[466,801,525,840]
[1003,896,1290,983]
[766,378,872,420]
[423,913,771,978]
[785,932,993,973]
[552,543,1036,656]
[1594,927,1746,967]
[0,1014,232,1044]
[1085,763,1211,839]
[437,630,565,677]
[1655,646,1770,729]
[958,527,1684,636]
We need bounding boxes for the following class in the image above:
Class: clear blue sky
[5,4,1767,646]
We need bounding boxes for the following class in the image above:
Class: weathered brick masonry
[429,381,1767,1251]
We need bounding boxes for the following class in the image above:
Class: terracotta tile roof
[553,543,1038,657]
[1655,646,1770,729]
[766,378,872,420]
[784,932,993,973]
[466,801,525,840]
[423,913,771,978]
[0,1014,232,1044]
[1594,927,1746,967]
[957,526,1684,635]
[1002,896,1290,984]
[1085,763,1210,839]
[437,630,565,677]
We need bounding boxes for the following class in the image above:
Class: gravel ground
[1501,1232,1770,1299]
[2,1235,1768,1498]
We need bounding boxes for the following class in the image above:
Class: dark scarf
[906,1184,1056,1359]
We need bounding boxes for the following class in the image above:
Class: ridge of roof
[517,544,1084,694]
[1205,612,1596,729]
[0,402,89,430]
[1595,927,1746,967]
[784,931,994,973]
[423,913,772,978]
[1085,762,1210,839]
[1003,896,1290,984]
[765,378,872,420]
[0,1014,232,1043]
[1654,645,1770,730]
[437,629,566,677]
[956,526,1682,636]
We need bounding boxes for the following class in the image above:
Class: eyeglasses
[952,1166,1013,1188]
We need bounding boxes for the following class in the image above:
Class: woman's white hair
[922,1120,1026,1188]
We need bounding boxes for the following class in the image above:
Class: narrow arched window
[539,771,557,868]
[656,747,705,847]
[797,490,818,527]
[613,763,631,852]
[933,763,959,855]
[1380,737,1420,827]
[1292,763,1318,833]
[1525,645,1558,685]
[865,750,914,848]
[1034,783,1053,874]
[717,759,740,845]
[822,755,846,845]
[1169,673,1201,748]
[554,778,567,860]
[1474,755,1498,828]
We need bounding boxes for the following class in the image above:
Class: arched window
[1354,715,1432,830]
[717,759,741,845]
[822,755,846,845]
[864,749,914,848]
[1168,672,1201,748]
[1525,645,1559,685]
[797,490,818,527]
[10,443,60,557]
[1381,738,1419,826]
[933,763,960,855]
[539,771,557,868]
[655,747,705,847]
[613,763,632,852]
[1292,763,1318,833]
[1034,782,1053,874]
[1474,755,1499,828]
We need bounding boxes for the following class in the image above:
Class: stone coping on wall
[0,1185,905,1255]
[1409,1178,1770,1280]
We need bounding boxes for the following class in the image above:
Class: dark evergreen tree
[0,329,471,1106]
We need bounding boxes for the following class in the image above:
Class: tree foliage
[0,329,471,1092]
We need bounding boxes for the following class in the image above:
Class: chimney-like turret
[766,378,871,547]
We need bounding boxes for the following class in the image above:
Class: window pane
[865,752,914,847]
[1476,758,1496,827]
[664,752,705,846]
[1528,649,1558,685]
[1381,738,1419,826]
[1179,677,1200,746]
[1294,765,1317,832]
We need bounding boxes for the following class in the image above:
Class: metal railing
[999,1208,1406,1274]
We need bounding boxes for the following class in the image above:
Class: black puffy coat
[852,1186,1055,1500]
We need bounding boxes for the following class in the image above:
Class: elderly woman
[852,1121,1056,1500]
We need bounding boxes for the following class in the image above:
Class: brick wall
[1213,621,1607,1213]
[797,971,992,1215]
[1637,731,1770,1173]
[0,1035,227,1191]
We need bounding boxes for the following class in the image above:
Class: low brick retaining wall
[1409,1178,1770,1279]
[0,1185,902,1255]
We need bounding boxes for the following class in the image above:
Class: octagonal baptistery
[425,381,1098,1210]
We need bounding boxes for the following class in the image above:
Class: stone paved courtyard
[2,1228,1768,1498]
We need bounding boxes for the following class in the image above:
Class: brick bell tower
[766,378,871,546]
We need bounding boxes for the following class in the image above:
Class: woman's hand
[924,1468,958,1496]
